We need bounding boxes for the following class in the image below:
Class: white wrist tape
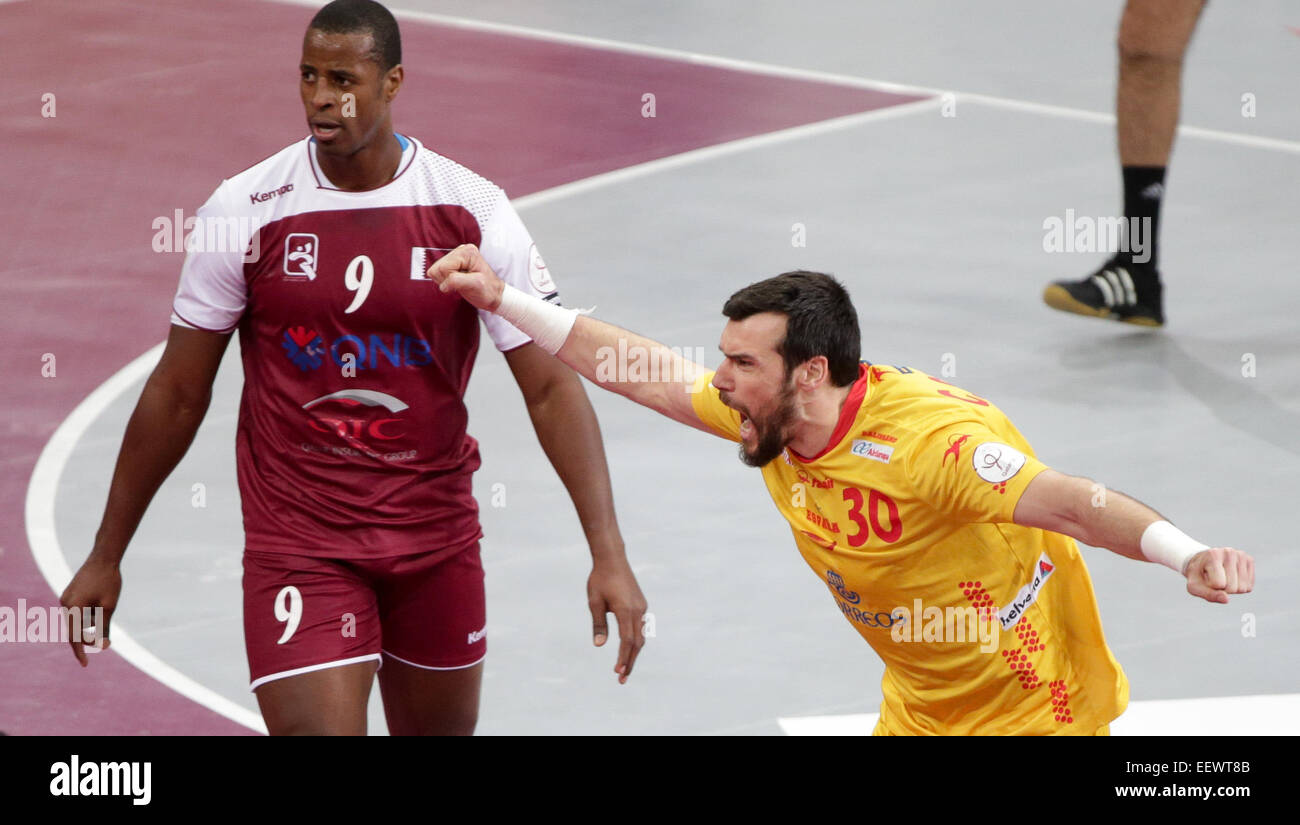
[496,284,580,355]
[1139,520,1208,576]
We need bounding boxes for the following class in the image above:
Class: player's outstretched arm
[59,324,231,665]
[428,245,715,434]
[1012,469,1255,604]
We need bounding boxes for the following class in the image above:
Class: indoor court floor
[5,0,1297,735]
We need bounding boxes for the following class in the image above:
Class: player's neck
[317,131,403,192]
[787,383,854,458]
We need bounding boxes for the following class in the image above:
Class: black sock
[1121,165,1165,270]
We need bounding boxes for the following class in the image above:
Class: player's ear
[796,356,829,390]
[384,64,403,102]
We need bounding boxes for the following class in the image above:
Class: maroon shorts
[242,543,486,691]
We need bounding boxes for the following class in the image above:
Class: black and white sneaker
[1042,258,1164,327]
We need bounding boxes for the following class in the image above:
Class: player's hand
[587,556,648,684]
[425,244,504,312]
[1184,547,1254,604]
[59,554,121,666]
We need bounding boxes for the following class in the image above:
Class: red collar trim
[789,363,869,463]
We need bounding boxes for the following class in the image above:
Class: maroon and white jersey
[171,134,560,558]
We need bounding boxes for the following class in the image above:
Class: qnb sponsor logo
[998,554,1055,630]
[0,600,104,648]
[249,182,294,204]
[889,599,999,653]
[50,755,151,806]
[281,326,434,372]
[300,389,418,462]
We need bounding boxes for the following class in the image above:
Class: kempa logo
[467,625,486,644]
[50,755,151,806]
[249,182,294,204]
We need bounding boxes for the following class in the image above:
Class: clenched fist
[426,244,505,311]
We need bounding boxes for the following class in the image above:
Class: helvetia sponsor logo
[998,554,1055,630]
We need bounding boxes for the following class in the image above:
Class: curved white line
[19,87,938,740]
[24,342,269,734]
[39,2,1290,735]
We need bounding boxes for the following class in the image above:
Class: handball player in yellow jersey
[429,250,1255,735]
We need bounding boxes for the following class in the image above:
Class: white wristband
[496,284,579,355]
[1139,520,1208,576]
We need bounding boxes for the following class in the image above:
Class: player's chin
[737,431,783,468]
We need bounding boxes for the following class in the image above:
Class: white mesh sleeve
[476,193,561,352]
[170,182,251,333]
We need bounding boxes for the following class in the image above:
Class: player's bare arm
[429,244,715,434]
[1012,468,1254,604]
[60,324,232,665]
[502,343,648,683]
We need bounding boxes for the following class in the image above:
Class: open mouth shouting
[310,118,343,142]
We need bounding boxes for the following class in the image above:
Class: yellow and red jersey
[691,362,1128,735]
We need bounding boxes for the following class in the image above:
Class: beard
[731,381,798,468]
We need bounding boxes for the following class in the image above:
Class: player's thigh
[243,549,383,733]
[1119,0,1206,61]
[378,658,483,736]
[370,544,486,735]
[255,659,379,736]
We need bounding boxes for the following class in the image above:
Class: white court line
[779,693,1300,736]
[24,343,269,735]
[512,98,941,211]
[268,0,1300,155]
[18,63,939,741]
[26,4,1290,735]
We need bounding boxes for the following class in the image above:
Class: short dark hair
[722,271,861,387]
[308,0,402,72]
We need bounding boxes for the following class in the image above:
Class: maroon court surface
[2,0,924,733]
